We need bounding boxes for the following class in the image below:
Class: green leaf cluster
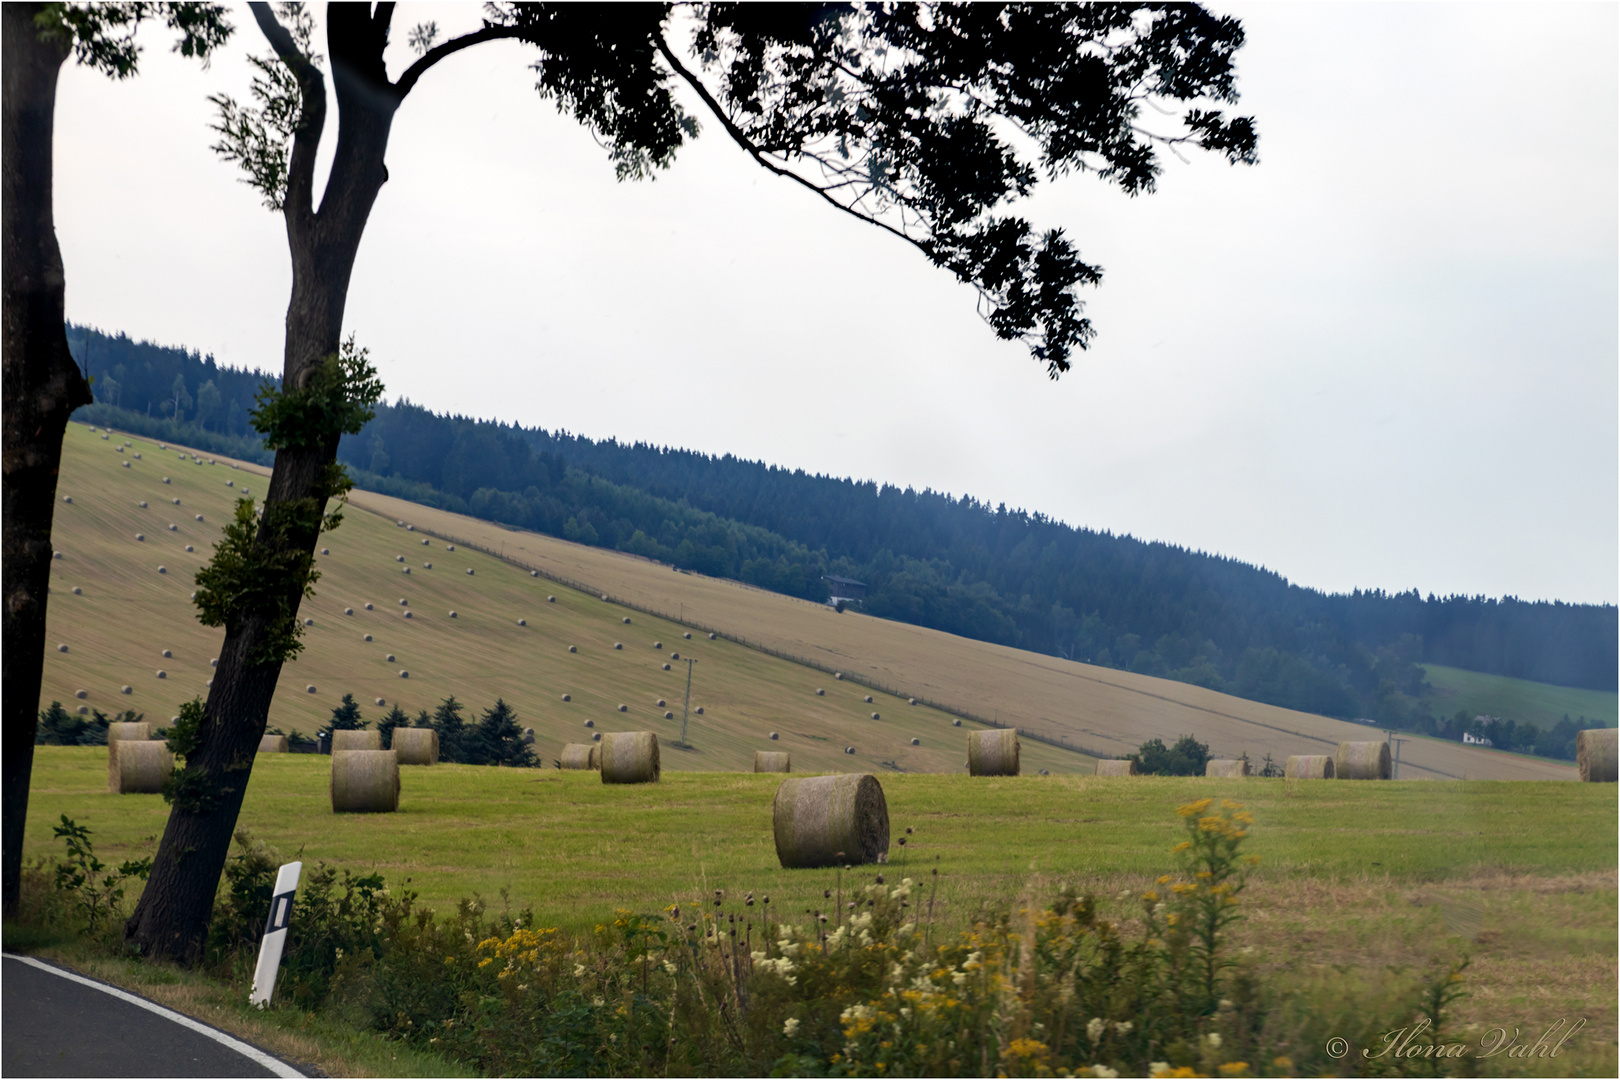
[192,498,322,666]
[250,337,383,453]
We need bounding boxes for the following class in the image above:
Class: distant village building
[1462,731,1494,748]
[823,575,867,606]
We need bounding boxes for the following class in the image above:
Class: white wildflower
[952,970,968,986]
[574,963,586,977]
[1087,1017,1107,1043]
[663,960,677,976]
[783,1017,800,1037]
[1205,1032,1222,1049]
[1090,1067,1119,1079]
[751,950,767,963]
[897,922,915,938]
[1218,998,1234,1011]
[592,996,605,1007]
[1114,1020,1133,1035]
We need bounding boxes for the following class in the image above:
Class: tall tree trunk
[124,3,398,962]
[2,2,91,918]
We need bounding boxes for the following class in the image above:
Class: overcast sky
[51,2,1618,606]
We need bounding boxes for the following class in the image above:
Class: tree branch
[393,25,527,99]
[248,1,322,237]
[652,33,928,260]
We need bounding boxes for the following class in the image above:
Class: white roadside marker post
[249,861,302,1008]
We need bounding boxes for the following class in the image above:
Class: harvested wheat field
[44,422,1573,780]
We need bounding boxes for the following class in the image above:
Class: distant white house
[1462,731,1494,748]
[823,575,867,606]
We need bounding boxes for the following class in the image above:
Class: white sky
[51,2,1618,605]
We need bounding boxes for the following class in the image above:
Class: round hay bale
[71,586,81,595]
[111,740,172,794]
[772,773,889,868]
[156,566,166,574]
[654,641,662,649]
[305,684,317,693]
[161,649,172,658]
[365,602,374,610]
[694,706,704,715]
[322,548,330,555]
[303,617,315,626]
[1334,742,1391,780]
[568,645,577,653]
[331,750,400,813]
[657,698,667,707]
[345,607,354,615]
[870,712,880,720]
[332,729,381,753]
[662,663,671,671]
[258,734,289,754]
[560,743,597,769]
[968,729,1020,776]
[396,555,404,562]
[62,496,72,504]
[671,652,680,660]
[548,595,556,602]
[122,460,130,467]
[663,711,673,719]
[845,746,856,754]
[522,727,535,744]
[57,644,68,653]
[909,698,917,706]
[466,568,474,575]
[1576,728,1617,782]
[834,672,844,680]
[769,731,779,740]
[683,631,691,639]
[386,654,395,662]
[447,545,454,551]
[363,634,372,642]
[135,534,144,541]
[708,632,716,639]
[952,718,962,727]
[185,546,194,553]
[422,538,430,545]
[398,670,409,678]
[155,670,167,679]
[375,697,385,706]
[600,731,660,784]
[1284,755,1335,780]
[864,695,873,703]
[405,610,415,617]
[448,611,456,618]
[754,751,791,773]
[561,693,572,702]
[910,737,921,746]
[106,721,152,793]
[423,563,431,569]
[210,658,217,667]
[617,704,628,712]
[393,727,440,766]
[407,524,415,531]
[622,616,631,624]
[75,689,86,699]
[816,688,825,696]
[584,719,594,728]
[398,598,407,606]
[1205,758,1253,778]
[591,732,601,742]
[614,642,623,650]
[518,618,526,626]
[1095,759,1138,778]
[402,567,411,574]
[120,685,132,694]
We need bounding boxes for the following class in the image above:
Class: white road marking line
[2,952,304,1078]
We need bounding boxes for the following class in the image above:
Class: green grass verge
[1423,663,1617,729]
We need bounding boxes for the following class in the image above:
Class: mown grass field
[46,420,1580,781]
[41,422,1082,776]
[23,746,1618,1074]
[1423,663,1618,729]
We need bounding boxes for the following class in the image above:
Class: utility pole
[680,658,698,746]
[1386,730,1405,779]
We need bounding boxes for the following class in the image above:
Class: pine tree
[327,693,366,731]
[376,704,409,750]
[432,696,468,764]
[476,699,534,768]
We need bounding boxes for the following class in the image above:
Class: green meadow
[1423,663,1618,729]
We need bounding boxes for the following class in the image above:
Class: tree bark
[2,2,92,918]
[124,2,399,963]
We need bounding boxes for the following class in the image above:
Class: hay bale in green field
[332,730,381,753]
[1284,754,1334,779]
[331,750,400,812]
[110,739,171,794]
[968,729,1020,776]
[772,773,889,868]
[600,731,660,784]
[1334,741,1391,780]
[1205,759,1251,778]
[754,751,791,773]
[1095,759,1137,777]
[107,723,153,791]
[560,743,597,770]
[393,727,440,765]
[1577,728,1617,782]
[257,734,289,754]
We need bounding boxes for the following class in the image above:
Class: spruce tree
[431,696,468,764]
[476,699,534,768]
[376,704,409,750]
[327,693,366,731]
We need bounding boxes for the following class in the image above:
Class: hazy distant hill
[67,323,1616,748]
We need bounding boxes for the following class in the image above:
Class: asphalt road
[2,954,304,1077]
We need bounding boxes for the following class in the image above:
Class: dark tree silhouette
[2,1,230,917]
[126,1,1257,961]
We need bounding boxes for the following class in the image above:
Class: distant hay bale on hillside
[466,568,474,575]
[375,698,385,706]
[623,616,631,624]
[449,611,457,618]
[1285,755,1334,780]
[561,694,571,702]
[968,729,1020,776]
[345,608,353,615]
[845,746,856,754]
[617,704,628,712]
[663,711,673,719]
[1206,759,1252,778]
[305,684,317,693]
[584,719,594,728]
[1095,759,1137,777]
[363,634,372,642]
[110,739,170,795]
[155,670,166,679]
[754,751,791,773]
[258,734,289,754]
[332,750,400,813]
[614,643,623,650]
[303,617,314,626]
[1576,729,1617,782]
[548,595,556,602]
[332,730,381,753]
[569,645,577,653]
[870,712,880,720]
[393,727,440,765]
[695,706,704,715]
[708,632,716,639]
[952,718,963,727]
[663,663,671,670]
[1334,741,1391,780]
[864,695,873,703]
[518,619,526,626]
[772,773,888,868]
[57,644,68,653]
[600,731,660,784]
[816,688,824,696]
[769,731,779,740]
[683,632,691,639]
[657,699,666,707]
[910,737,920,746]
[654,642,662,649]
[560,743,597,769]
[909,698,917,705]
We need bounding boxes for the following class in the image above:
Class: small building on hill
[823,575,867,605]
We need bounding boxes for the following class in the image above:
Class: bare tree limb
[394,25,526,99]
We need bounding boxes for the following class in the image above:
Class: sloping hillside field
[44,422,1574,780]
